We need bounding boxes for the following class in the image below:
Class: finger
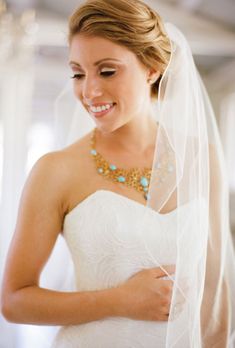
[154,265,176,279]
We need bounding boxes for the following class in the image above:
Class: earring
[148,78,155,84]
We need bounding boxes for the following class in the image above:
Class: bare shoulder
[24,132,92,218]
[18,151,70,232]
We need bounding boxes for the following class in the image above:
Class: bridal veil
[53,17,235,348]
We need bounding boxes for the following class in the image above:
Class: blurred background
[0,0,235,347]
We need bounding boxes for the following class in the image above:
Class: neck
[96,115,158,156]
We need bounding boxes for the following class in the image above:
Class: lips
[89,103,116,118]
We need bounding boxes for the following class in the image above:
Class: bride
[1,0,235,347]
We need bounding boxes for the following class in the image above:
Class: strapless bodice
[51,190,198,348]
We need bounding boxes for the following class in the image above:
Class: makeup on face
[69,35,153,132]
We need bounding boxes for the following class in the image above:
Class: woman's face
[69,34,157,133]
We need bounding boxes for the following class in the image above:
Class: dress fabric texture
[51,190,196,348]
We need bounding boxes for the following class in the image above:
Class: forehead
[69,34,136,65]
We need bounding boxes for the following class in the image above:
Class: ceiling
[6,0,235,61]
[6,0,235,29]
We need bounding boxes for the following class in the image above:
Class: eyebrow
[69,58,122,67]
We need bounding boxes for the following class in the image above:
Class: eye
[70,68,116,80]
[71,73,84,80]
[100,68,116,77]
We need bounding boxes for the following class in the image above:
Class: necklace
[90,128,152,200]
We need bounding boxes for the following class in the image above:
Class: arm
[2,286,122,326]
[1,152,121,326]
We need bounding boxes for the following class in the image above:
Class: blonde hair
[68,0,171,100]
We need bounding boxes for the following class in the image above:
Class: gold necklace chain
[90,128,152,200]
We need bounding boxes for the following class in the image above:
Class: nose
[81,75,103,100]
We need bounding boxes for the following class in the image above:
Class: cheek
[116,77,135,101]
[122,71,147,97]
[114,69,138,98]
[120,81,145,108]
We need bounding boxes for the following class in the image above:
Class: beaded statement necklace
[90,128,152,200]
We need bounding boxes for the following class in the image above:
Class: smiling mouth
[89,103,116,118]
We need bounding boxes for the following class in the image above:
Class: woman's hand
[117,265,175,322]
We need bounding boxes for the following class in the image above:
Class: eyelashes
[71,70,116,80]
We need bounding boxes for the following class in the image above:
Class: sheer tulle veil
[53,22,235,347]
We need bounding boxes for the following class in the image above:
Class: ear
[147,69,161,84]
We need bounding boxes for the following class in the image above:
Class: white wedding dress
[51,189,197,348]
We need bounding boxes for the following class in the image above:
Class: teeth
[90,104,113,113]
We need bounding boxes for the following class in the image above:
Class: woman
[1,0,235,347]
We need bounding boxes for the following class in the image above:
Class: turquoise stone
[140,177,148,188]
[143,187,148,192]
[118,176,126,183]
[98,168,103,174]
[109,164,117,171]
[90,149,97,156]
